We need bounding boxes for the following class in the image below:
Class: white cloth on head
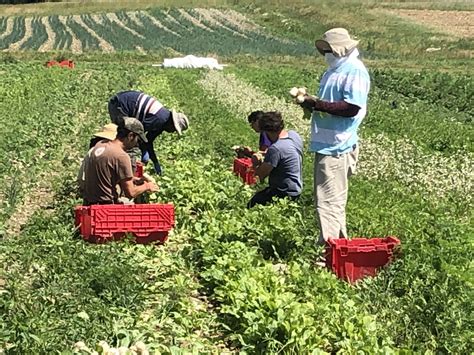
[325,48,360,69]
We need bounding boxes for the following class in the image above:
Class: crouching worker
[248,112,303,208]
[79,117,158,206]
[108,90,189,175]
[234,110,272,163]
[88,122,142,174]
[248,110,272,153]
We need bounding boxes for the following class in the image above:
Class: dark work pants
[247,187,299,208]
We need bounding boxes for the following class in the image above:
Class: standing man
[108,90,189,175]
[248,111,303,208]
[300,28,370,243]
[80,117,158,205]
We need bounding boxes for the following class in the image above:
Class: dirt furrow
[38,16,55,52]
[72,14,114,52]
[7,17,32,51]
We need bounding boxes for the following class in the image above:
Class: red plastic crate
[134,162,144,178]
[233,157,256,185]
[325,237,400,283]
[74,203,174,244]
[46,60,75,69]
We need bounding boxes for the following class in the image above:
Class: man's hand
[242,146,254,157]
[132,176,146,185]
[233,145,254,158]
[251,152,264,168]
[254,161,273,181]
[153,161,162,175]
[146,181,159,192]
[121,177,158,199]
[299,95,318,111]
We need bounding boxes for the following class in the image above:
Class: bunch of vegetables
[288,86,307,103]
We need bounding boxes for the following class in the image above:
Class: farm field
[0,1,472,354]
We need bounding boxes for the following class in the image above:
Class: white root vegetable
[142,173,156,185]
[107,348,120,355]
[289,87,307,98]
[289,87,299,97]
[97,341,110,354]
[297,87,307,96]
[296,95,305,104]
[134,342,147,355]
[74,341,86,349]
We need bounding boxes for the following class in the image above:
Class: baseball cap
[122,117,148,143]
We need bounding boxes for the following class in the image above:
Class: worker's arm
[254,162,273,181]
[255,145,281,181]
[120,177,158,199]
[300,96,360,117]
[141,131,162,174]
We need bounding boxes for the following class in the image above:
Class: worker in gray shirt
[248,111,303,208]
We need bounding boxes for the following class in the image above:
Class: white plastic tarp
[157,55,225,70]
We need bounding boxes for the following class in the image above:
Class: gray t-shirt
[264,130,303,196]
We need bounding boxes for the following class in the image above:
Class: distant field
[0,8,313,55]
[0,2,472,67]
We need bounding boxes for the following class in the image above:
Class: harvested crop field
[378,9,474,38]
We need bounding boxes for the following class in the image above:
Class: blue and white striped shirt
[310,51,370,155]
[115,91,170,132]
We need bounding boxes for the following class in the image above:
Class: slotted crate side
[91,204,174,236]
[326,237,400,283]
[233,157,256,185]
[75,206,92,237]
[75,204,175,242]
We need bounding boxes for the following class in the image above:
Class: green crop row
[0,17,25,50]
[21,17,48,51]
[0,9,314,56]
[0,64,227,354]
[49,15,73,50]
[156,68,472,353]
[0,59,472,353]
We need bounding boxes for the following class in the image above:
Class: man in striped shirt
[300,28,370,244]
[108,90,189,175]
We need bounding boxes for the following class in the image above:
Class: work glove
[141,150,150,164]
[299,95,318,112]
[153,161,162,175]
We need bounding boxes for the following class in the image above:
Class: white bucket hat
[171,110,189,135]
[315,28,359,57]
